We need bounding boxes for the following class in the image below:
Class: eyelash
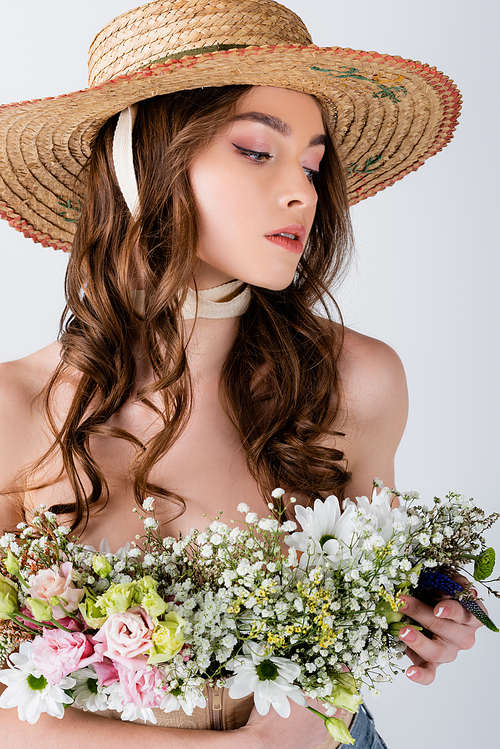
[232,144,321,183]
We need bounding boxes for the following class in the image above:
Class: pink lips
[265,224,306,254]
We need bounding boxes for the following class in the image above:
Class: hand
[240,697,332,749]
[397,575,485,685]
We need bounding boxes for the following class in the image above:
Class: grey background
[0,1,498,746]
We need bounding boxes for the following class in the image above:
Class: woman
[0,1,486,747]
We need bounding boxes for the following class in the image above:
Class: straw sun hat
[0,0,461,252]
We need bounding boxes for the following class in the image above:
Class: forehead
[234,86,325,135]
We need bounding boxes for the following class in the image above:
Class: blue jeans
[341,704,388,748]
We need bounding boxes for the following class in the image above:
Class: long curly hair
[12,85,353,530]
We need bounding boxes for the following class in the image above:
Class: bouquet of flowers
[0,484,498,744]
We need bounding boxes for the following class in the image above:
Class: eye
[232,143,272,163]
[303,166,322,184]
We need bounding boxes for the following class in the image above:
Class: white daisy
[285,495,358,569]
[344,486,412,546]
[226,641,306,718]
[159,686,206,715]
[72,667,109,712]
[0,642,75,724]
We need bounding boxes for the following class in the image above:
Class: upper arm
[0,361,40,532]
[335,328,408,499]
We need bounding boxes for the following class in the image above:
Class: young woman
[0,1,485,747]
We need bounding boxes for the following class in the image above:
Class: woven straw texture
[0,0,461,251]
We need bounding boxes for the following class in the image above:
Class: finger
[403,652,437,685]
[432,598,485,631]
[398,624,462,665]
[401,595,483,631]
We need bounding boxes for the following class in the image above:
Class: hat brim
[0,44,461,251]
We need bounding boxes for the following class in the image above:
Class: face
[188,86,326,290]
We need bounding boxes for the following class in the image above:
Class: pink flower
[28,562,84,620]
[31,628,94,685]
[117,663,163,709]
[93,606,154,669]
[93,658,119,687]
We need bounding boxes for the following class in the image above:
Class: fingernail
[407,668,419,679]
[399,598,409,610]
[436,606,450,618]
[400,628,416,642]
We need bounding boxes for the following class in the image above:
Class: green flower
[135,576,158,595]
[92,555,112,579]
[79,588,108,627]
[96,582,138,615]
[474,548,495,581]
[329,673,363,713]
[148,611,186,664]
[325,716,355,745]
[141,589,167,617]
[26,597,52,622]
[4,550,20,576]
[0,573,18,619]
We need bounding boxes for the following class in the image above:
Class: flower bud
[27,597,52,622]
[4,550,20,576]
[0,573,18,619]
[325,716,355,745]
[92,555,112,578]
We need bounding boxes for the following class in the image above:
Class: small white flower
[237,503,250,514]
[280,520,297,533]
[144,517,159,530]
[271,488,285,498]
[258,518,279,532]
[226,641,306,718]
[418,533,430,547]
[201,544,213,558]
[143,497,155,512]
[245,513,259,525]
[0,642,75,724]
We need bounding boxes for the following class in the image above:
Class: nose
[278,163,318,211]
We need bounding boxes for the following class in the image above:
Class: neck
[131,281,248,385]
[184,315,241,382]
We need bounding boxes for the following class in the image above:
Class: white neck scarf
[132,280,251,319]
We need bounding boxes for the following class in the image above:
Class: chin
[247,269,297,292]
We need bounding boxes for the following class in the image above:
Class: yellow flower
[148,611,186,664]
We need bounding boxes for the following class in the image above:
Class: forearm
[0,706,250,749]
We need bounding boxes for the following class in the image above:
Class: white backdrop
[0,1,498,746]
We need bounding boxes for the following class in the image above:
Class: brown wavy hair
[15,85,353,530]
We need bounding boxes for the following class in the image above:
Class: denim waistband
[341,703,388,749]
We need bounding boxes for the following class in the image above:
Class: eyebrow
[232,111,327,147]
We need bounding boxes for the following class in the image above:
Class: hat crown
[88,0,313,86]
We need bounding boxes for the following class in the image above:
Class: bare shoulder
[337,326,408,423]
[331,325,409,494]
[0,342,62,526]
